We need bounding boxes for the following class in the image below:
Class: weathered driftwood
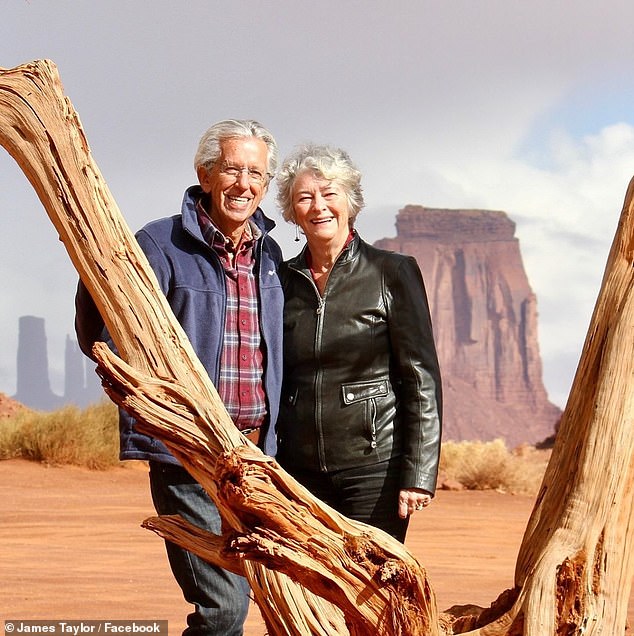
[449,174,634,635]
[511,181,634,634]
[1,59,633,635]
[0,59,438,636]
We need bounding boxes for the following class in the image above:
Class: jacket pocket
[341,378,389,450]
[341,378,389,404]
[341,379,388,404]
[282,385,298,408]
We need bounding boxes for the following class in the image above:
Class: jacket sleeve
[74,227,171,362]
[135,228,172,295]
[74,279,109,361]
[386,255,443,493]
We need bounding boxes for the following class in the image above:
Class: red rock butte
[375,205,561,448]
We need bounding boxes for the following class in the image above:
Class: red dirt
[0,392,26,418]
[1,459,631,634]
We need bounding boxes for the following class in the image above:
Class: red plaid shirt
[197,200,266,431]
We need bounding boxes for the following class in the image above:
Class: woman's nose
[312,194,326,211]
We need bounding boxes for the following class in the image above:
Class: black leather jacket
[277,233,442,493]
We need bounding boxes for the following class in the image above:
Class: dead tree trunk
[1,59,633,635]
[450,164,634,634]
[511,182,634,634]
[0,59,439,636]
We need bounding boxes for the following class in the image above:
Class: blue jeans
[287,457,410,542]
[148,461,249,635]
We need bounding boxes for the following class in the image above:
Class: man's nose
[235,170,251,187]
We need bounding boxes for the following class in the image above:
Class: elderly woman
[275,144,442,542]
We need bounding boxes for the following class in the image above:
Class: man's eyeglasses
[219,163,272,185]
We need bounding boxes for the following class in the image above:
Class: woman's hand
[398,488,432,519]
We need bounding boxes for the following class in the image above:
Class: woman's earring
[294,224,301,242]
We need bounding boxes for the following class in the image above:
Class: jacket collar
[181,184,276,244]
[288,230,361,272]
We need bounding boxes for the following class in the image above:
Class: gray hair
[276,143,365,226]
[194,119,278,176]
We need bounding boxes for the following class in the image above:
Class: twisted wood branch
[0,59,438,636]
[2,58,633,636]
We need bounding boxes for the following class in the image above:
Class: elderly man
[75,120,283,635]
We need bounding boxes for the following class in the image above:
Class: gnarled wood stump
[0,59,438,636]
[1,59,633,635]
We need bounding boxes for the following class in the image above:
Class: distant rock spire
[13,316,103,411]
[64,335,85,404]
[14,315,62,410]
[64,335,104,406]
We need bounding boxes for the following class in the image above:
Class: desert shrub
[440,438,549,495]
[0,400,119,469]
[1,403,551,488]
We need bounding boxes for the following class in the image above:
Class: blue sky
[520,77,634,163]
[2,0,634,409]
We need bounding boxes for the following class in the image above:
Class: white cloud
[345,121,634,409]
[3,0,634,411]
[441,124,633,405]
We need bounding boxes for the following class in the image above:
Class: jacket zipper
[369,399,378,448]
[314,294,327,470]
[294,267,329,470]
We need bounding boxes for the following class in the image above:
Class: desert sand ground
[1,459,631,634]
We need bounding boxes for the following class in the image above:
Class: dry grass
[0,406,551,492]
[0,400,119,469]
[440,438,550,495]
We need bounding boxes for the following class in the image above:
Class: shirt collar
[196,197,261,250]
